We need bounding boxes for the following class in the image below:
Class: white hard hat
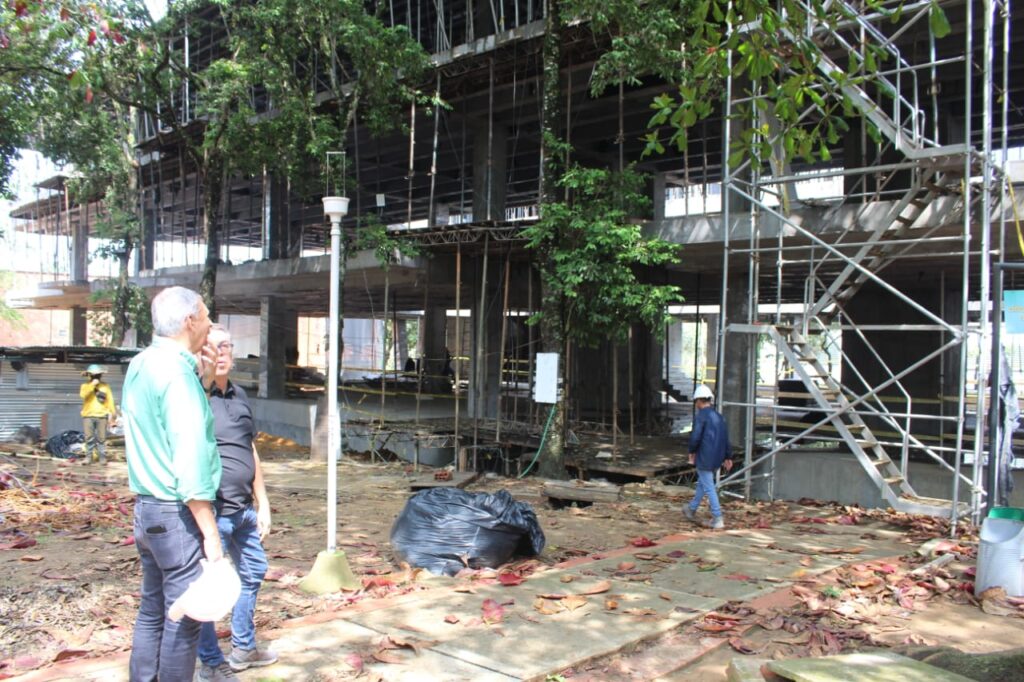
[167,558,241,622]
[693,384,714,401]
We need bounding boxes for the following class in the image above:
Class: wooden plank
[542,479,623,503]
[409,470,481,491]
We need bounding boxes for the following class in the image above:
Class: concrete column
[70,200,88,284]
[259,295,297,399]
[262,171,294,260]
[702,313,720,392]
[652,173,667,221]
[472,122,508,222]
[842,279,958,441]
[141,188,156,271]
[71,307,88,346]
[468,256,503,418]
[721,272,752,449]
[421,305,448,392]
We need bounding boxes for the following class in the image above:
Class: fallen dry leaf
[617,561,637,571]
[52,649,89,663]
[577,580,612,595]
[622,607,658,616]
[728,637,763,655]
[605,598,619,610]
[19,555,43,562]
[560,575,574,583]
[630,536,657,547]
[560,595,588,611]
[342,653,364,672]
[372,650,407,665]
[497,573,525,586]
[481,598,505,624]
[659,593,673,601]
[533,598,564,615]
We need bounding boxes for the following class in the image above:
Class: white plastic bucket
[975,517,1024,597]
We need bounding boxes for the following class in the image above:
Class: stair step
[883,475,905,485]
[910,198,930,209]
[893,494,972,518]
[857,440,880,449]
[894,214,916,225]
[872,459,893,467]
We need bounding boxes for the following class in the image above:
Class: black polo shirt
[208,381,256,516]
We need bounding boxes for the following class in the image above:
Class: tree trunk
[199,154,225,318]
[536,0,567,480]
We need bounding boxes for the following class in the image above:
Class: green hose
[518,403,558,479]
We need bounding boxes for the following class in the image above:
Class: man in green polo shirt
[123,286,224,682]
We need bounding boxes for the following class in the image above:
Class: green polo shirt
[123,336,220,501]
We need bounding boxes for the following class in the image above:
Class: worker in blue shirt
[684,385,733,529]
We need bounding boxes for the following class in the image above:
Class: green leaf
[929,2,951,39]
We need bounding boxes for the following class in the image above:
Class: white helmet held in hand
[693,384,714,401]
[167,558,241,622]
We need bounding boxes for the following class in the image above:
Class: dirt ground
[2,435,1024,680]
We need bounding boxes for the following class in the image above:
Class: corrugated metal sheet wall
[0,361,127,439]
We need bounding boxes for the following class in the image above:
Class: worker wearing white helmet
[684,384,733,529]
[79,364,117,464]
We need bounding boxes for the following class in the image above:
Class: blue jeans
[198,506,268,664]
[688,468,722,518]
[130,496,205,682]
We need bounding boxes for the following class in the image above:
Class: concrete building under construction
[6,0,1024,522]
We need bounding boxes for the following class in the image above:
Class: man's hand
[197,342,218,390]
[688,453,695,466]
[203,534,224,563]
[723,459,734,472]
[257,505,272,542]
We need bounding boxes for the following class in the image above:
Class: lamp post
[299,194,359,593]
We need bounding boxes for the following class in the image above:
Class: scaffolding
[715,0,1016,523]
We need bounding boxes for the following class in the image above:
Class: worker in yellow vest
[79,364,117,464]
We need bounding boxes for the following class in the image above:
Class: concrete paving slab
[767,651,975,682]
[250,617,517,681]
[733,524,907,560]
[560,538,845,601]
[347,572,718,680]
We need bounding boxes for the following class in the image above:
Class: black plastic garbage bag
[390,487,545,576]
[45,430,85,459]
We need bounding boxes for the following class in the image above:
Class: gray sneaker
[227,645,278,671]
[196,662,238,681]
[683,506,696,522]
[707,516,725,530]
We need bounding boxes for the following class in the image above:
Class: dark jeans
[129,496,204,682]
[198,505,268,664]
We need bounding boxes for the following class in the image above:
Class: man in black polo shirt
[196,325,278,681]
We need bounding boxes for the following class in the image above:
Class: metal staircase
[723,1,988,517]
[765,325,973,516]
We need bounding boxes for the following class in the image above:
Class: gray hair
[151,287,203,337]
[208,323,233,356]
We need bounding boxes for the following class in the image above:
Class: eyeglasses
[216,342,234,352]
